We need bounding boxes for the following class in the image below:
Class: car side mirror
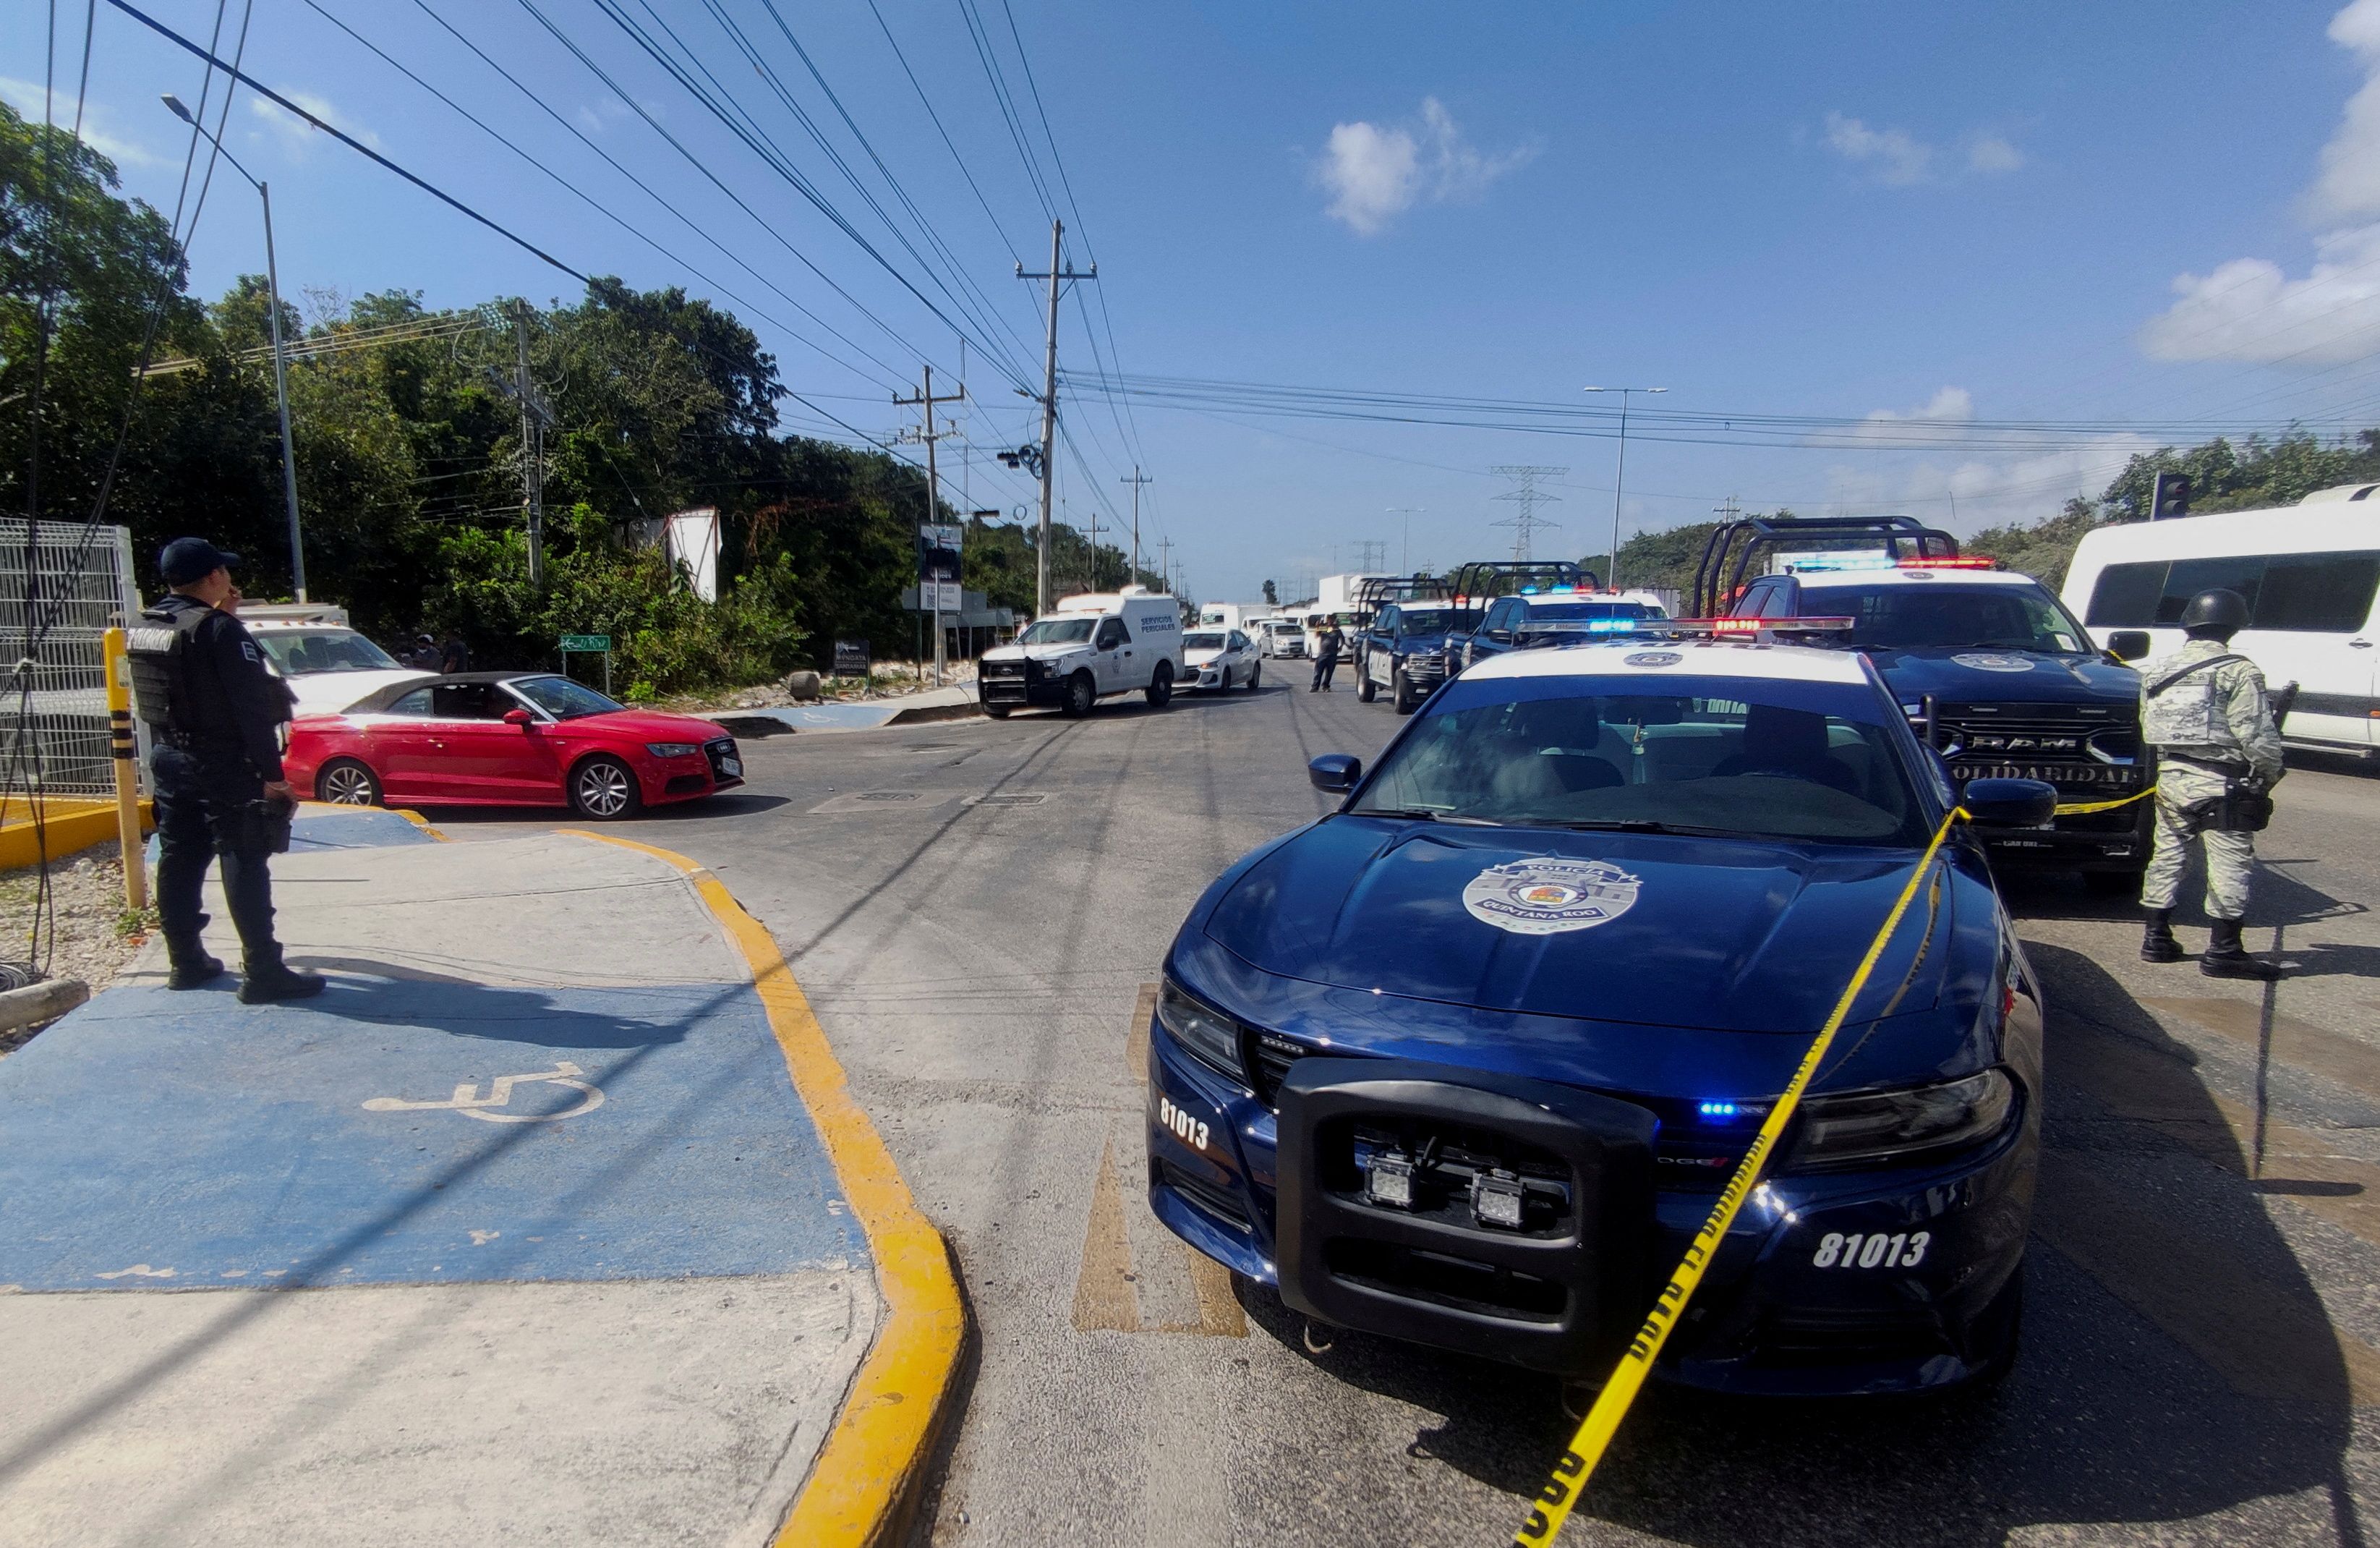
[1308,754,1362,793]
[2106,630,2151,663]
[503,707,535,726]
[1963,777,2057,828]
[1486,629,1511,644]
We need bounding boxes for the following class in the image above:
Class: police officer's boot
[163,909,226,989]
[2200,918,2280,981]
[2140,909,2185,964]
[236,945,326,1004]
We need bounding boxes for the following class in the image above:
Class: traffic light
[2149,471,2192,520]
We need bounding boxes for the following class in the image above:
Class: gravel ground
[0,839,148,1057]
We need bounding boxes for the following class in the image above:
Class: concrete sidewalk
[0,808,924,1547]
[711,682,980,735]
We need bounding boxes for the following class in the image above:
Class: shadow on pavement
[247,966,721,1048]
[1228,941,2364,1547]
[2001,854,2366,930]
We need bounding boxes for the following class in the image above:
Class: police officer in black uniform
[127,538,325,1003]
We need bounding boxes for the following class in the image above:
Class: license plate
[719,756,742,777]
[1955,762,2136,786]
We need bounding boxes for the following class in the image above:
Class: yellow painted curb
[560,830,965,1548]
[390,807,448,841]
[0,797,153,871]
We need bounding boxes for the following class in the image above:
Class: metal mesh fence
[0,522,143,801]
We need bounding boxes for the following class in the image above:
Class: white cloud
[1821,114,2023,186]
[1967,135,2024,174]
[1316,97,1533,235]
[2141,223,2380,365]
[2141,0,2380,365]
[1823,112,1932,185]
[248,90,378,156]
[0,77,164,169]
[1810,386,2151,533]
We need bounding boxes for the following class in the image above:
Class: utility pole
[1158,535,1172,595]
[1018,219,1095,616]
[1584,386,1667,590]
[1120,467,1152,584]
[508,299,554,589]
[896,364,965,686]
[160,94,306,598]
[1386,508,1425,574]
[1490,465,1568,562]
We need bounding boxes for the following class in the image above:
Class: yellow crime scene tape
[1511,804,1974,1548]
[2052,787,2156,817]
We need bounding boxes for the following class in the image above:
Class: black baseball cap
[159,537,241,586]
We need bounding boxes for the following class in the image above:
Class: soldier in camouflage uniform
[2138,588,2285,979]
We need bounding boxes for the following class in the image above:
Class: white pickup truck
[977,588,1185,718]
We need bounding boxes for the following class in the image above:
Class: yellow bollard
[102,628,148,912]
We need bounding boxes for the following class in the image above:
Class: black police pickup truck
[1706,516,2151,891]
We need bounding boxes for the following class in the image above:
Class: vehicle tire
[2083,869,2141,898]
[316,758,381,807]
[1392,667,1418,716]
[1062,671,1096,718]
[1248,663,1262,692]
[568,755,642,820]
[1357,654,1378,702]
[1145,660,1174,707]
[984,704,1012,720]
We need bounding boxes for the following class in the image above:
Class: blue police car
[1146,637,2051,1394]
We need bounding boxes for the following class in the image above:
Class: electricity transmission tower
[1490,465,1568,562]
[1351,540,1389,573]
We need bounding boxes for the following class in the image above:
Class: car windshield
[1185,632,1226,650]
[1523,600,1663,623]
[1349,677,1927,845]
[1019,617,1096,645]
[253,629,403,675]
[1818,582,2090,653]
[508,675,624,720]
[1396,609,1454,636]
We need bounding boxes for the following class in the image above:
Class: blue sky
[9,0,2377,603]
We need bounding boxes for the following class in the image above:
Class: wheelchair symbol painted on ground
[362,1062,606,1123]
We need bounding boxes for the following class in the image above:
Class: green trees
[1,101,1157,693]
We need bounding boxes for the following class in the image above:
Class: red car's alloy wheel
[570,757,641,820]
[318,760,380,806]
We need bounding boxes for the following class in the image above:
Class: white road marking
[362,1063,605,1124]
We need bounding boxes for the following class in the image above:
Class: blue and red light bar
[1898,555,1999,569]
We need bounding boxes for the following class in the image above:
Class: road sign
[560,634,611,652]
[918,524,963,590]
[925,581,963,613]
[832,638,871,676]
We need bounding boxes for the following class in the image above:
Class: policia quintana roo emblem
[1462,859,1642,936]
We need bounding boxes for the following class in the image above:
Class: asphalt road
[438,674,2380,1547]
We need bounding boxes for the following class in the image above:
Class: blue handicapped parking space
[0,974,866,1291]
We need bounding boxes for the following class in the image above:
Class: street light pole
[1582,386,1665,592]
[163,95,306,600]
[1386,508,1424,574]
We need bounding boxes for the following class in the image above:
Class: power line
[107,0,587,281]
[315,0,905,388]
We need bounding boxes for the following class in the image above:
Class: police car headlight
[1156,976,1244,1081]
[646,741,699,757]
[1786,1069,2015,1170]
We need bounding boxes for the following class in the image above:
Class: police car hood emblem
[1950,652,2036,673]
[1462,858,1642,936]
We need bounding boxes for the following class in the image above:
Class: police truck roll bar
[1689,514,1960,619]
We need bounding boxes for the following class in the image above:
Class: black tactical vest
[124,605,210,732]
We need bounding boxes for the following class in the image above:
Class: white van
[2062,488,2380,755]
[239,603,435,716]
[976,587,1185,718]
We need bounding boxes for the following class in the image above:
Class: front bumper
[978,666,1067,707]
[1146,1020,2036,1395]
[641,736,744,804]
[1951,766,2154,872]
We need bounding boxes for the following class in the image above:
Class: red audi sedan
[285,671,744,820]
